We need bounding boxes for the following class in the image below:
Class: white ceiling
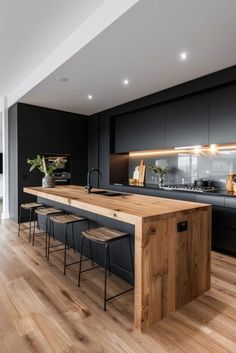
[0,0,106,96]
[10,0,236,115]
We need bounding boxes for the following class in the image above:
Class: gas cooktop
[161,184,217,193]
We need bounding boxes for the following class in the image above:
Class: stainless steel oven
[44,154,71,185]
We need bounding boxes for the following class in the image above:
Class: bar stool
[18,202,44,242]
[48,214,90,275]
[78,227,134,311]
[32,207,64,256]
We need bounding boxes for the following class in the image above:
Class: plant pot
[42,174,55,188]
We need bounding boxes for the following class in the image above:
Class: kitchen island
[24,185,211,331]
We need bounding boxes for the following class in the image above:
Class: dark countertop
[113,182,236,198]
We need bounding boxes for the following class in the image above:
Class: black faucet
[85,168,102,193]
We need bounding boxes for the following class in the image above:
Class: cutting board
[138,160,146,184]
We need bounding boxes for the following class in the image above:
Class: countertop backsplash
[129,150,236,188]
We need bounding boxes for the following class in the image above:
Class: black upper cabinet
[165,93,209,148]
[115,105,165,153]
[209,84,236,144]
[114,82,236,153]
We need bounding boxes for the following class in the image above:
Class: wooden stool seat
[82,227,129,244]
[50,214,86,224]
[35,207,63,216]
[33,207,64,251]
[18,202,44,241]
[21,202,43,210]
[48,213,88,275]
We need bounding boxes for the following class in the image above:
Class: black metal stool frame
[48,218,93,275]
[18,205,44,242]
[32,209,64,256]
[78,233,134,311]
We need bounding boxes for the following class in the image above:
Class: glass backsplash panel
[129,150,236,188]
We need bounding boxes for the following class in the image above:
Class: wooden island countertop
[24,185,212,331]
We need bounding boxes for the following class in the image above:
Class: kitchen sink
[91,190,128,197]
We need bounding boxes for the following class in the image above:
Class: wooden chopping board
[138,160,146,184]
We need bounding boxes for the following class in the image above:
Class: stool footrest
[18,225,34,231]
[33,231,46,237]
[65,258,92,268]
[106,287,134,302]
[48,248,65,254]
[48,243,65,249]
[80,264,101,273]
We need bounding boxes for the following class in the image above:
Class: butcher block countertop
[24,185,209,224]
[24,185,212,332]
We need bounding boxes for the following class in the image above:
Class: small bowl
[129,178,137,185]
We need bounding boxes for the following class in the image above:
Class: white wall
[0,115,2,199]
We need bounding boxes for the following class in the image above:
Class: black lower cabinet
[212,206,236,256]
[212,225,236,256]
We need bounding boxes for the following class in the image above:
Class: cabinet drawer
[213,206,236,229]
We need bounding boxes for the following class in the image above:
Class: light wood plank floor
[0,219,236,353]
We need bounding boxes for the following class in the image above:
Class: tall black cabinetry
[9,103,88,222]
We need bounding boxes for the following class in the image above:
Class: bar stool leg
[18,206,22,237]
[47,220,53,260]
[32,210,37,246]
[72,223,76,253]
[107,245,111,276]
[104,244,108,311]
[45,215,49,257]
[78,235,84,287]
[89,240,94,265]
[29,208,32,243]
[64,224,68,275]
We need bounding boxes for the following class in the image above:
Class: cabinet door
[115,105,165,153]
[209,84,236,144]
[212,206,236,255]
[212,225,236,255]
[165,93,209,148]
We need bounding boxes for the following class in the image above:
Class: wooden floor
[0,219,236,353]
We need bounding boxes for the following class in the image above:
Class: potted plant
[149,164,168,187]
[27,155,61,188]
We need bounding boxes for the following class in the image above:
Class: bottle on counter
[226,173,236,192]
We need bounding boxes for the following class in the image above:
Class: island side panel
[134,215,170,331]
[135,206,211,332]
[174,206,211,309]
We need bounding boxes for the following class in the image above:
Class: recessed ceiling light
[123,79,129,86]
[55,76,69,82]
[179,51,189,61]
[88,94,93,100]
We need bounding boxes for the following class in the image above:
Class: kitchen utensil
[194,179,209,188]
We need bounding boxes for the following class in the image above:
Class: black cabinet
[115,105,165,153]
[196,194,224,207]
[9,103,88,223]
[212,225,236,254]
[212,205,236,255]
[165,93,209,148]
[209,84,236,144]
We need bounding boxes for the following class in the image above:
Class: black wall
[9,103,88,221]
